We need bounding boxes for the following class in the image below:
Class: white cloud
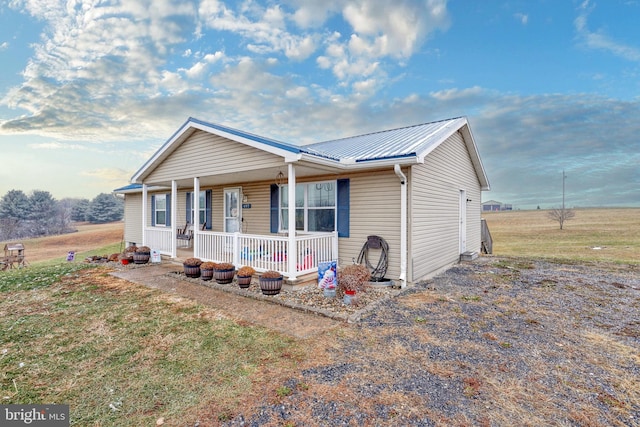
[0,41,8,51]
[514,12,528,25]
[575,0,640,62]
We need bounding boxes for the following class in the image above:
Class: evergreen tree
[70,198,91,221]
[87,193,124,223]
[0,190,30,239]
[27,190,58,235]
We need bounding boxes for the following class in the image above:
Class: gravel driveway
[222,257,640,427]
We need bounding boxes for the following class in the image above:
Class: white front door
[224,187,241,233]
[459,190,467,254]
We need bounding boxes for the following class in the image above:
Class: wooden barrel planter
[133,252,150,264]
[259,271,283,295]
[183,264,201,278]
[213,268,235,284]
[200,268,214,281]
[237,275,252,288]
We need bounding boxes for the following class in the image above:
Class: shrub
[200,262,216,270]
[338,263,370,292]
[136,245,151,253]
[237,266,256,277]
[213,262,235,270]
[261,270,282,279]
[183,257,202,267]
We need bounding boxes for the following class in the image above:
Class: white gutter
[394,164,407,288]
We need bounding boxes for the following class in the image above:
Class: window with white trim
[190,191,206,225]
[280,181,336,232]
[155,194,167,226]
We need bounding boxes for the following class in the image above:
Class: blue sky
[1,0,638,209]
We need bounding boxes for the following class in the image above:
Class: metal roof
[302,117,467,163]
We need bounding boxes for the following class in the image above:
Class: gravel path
[219,257,640,427]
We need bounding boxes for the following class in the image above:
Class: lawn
[0,264,303,426]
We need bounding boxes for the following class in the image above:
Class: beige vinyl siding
[146,130,284,183]
[338,170,402,280]
[123,193,143,246]
[410,131,482,281]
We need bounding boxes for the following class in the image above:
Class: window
[189,191,207,225]
[154,194,167,226]
[279,181,336,232]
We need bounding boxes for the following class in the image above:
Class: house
[482,200,512,211]
[114,116,490,287]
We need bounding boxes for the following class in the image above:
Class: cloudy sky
[1,0,638,209]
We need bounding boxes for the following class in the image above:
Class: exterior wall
[410,131,482,281]
[123,193,143,246]
[146,130,285,184]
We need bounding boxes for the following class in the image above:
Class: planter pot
[259,276,283,295]
[200,268,214,281]
[121,259,129,265]
[133,252,150,264]
[237,275,252,288]
[343,290,356,305]
[213,268,235,284]
[183,264,201,278]
[323,287,336,298]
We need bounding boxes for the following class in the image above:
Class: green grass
[0,265,300,426]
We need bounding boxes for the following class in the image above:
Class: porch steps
[283,272,318,291]
[460,251,479,261]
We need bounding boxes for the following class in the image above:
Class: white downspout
[142,183,148,247]
[394,165,407,288]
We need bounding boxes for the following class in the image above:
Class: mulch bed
[218,257,640,427]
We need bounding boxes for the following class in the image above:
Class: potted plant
[338,264,370,305]
[123,245,137,262]
[133,245,151,264]
[259,270,283,295]
[236,265,255,288]
[200,261,216,281]
[183,257,202,278]
[212,262,235,284]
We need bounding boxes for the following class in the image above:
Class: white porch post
[142,184,148,246]
[171,180,177,258]
[287,163,297,280]
[193,177,200,258]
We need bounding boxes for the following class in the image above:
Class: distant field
[483,208,640,264]
[2,222,124,265]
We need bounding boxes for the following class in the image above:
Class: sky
[0,0,639,210]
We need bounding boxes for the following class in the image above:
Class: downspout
[394,165,407,288]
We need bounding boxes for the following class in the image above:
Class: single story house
[114,116,490,287]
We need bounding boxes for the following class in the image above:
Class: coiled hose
[356,235,389,281]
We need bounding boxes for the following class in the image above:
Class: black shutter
[205,189,212,230]
[166,193,171,227]
[151,195,156,226]
[186,192,192,224]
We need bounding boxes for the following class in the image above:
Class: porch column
[287,163,297,280]
[193,177,200,258]
[171,180,177,258]
[142,183,148,246]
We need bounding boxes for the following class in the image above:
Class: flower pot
[237,275,252,288]
[259,276,283,295]
[183,264,201,278]
[343,290,356,305]
[323,287,336,298]
[213,268,235,284]
[133,252,150,264]
[121,259,129,265]
[200,268,214,281]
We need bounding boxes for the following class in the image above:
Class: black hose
[357,235,389,280]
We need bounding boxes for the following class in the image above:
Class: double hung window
[280,181,336,232]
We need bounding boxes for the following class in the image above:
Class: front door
[224,187,241,233]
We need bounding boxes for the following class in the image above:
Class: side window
[155,194,167,226]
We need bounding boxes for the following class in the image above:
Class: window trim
[279,180,337,233]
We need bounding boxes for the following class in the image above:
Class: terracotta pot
[213,268,235,284]
[259,276,283,295]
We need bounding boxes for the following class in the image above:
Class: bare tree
[547,207,575,230]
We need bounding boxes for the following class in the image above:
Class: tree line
[0,189,124,241]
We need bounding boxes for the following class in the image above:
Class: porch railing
[197,231,338,277]
[144,227,338,279]
[144,227,173,255]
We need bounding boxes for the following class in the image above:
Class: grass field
[483,208,640,265]
[1,210,638,425]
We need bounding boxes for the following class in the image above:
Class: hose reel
[356,235,389,281]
